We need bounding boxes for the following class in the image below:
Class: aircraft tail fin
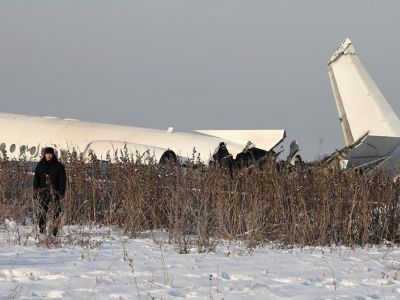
[328,38,400,146]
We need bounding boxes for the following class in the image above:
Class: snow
[1,222,400,299]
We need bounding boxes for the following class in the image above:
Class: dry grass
[1,151,400,251]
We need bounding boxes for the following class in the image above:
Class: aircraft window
[30,146,36,156]
[0,143,5,152]
[10,144,16,153]
[20,145,26,155]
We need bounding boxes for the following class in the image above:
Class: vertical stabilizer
[328,38,400,146]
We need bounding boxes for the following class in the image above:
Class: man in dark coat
[33,147,66,236]
[212,142,234,177]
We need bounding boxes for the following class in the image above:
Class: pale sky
[1,1,399,160]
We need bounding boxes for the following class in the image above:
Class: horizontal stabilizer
[195,130,286,151]
[313,131,369,167]
[354,156,392,173]
[347,135,400,167]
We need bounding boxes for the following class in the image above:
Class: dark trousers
[38,190,61,236]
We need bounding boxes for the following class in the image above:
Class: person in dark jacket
[212,142,234,177]
[33,147,66,236]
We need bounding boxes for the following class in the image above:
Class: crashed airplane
[0,113,285,164]
[328,38,400,174]
[3,38,396,172]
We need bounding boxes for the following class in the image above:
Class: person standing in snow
[33,147,66,236]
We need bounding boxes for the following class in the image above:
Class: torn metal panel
[195,130,286,152]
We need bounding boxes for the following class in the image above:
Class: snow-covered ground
[1,221,400,299]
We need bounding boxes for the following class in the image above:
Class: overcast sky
[1,1,399,160]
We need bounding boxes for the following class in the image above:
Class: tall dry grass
[1,151,399,251]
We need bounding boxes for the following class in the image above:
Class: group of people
[212,141,305,175]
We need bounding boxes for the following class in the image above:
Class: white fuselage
[0,113,285,163]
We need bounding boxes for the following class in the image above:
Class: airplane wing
[195,130,286,152]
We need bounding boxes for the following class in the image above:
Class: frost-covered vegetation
[1,150,400,252]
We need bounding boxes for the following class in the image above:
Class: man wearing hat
[33,147,66,236]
